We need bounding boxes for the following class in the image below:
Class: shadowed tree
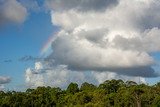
[99,79,125,94]
[130,86,144,107]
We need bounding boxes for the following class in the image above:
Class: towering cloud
[47,0,160,76]
[0,0,27,25]
[26,0,160,88]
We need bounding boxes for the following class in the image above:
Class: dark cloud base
[46,0,119,12]
[68,65,158,77]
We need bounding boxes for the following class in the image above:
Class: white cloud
[25,68,45,88]
[50,0,160,33]
[92,71,146,84]
[25,62,146,88]
[25,62,97,88]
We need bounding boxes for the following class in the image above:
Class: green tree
[99,79,125,94]
[130,86,144,107]
[0,80,160,107]
[67,82,79,94]
[80,82,96,91]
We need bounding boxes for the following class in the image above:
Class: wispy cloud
[3,59,12,63]
[19,55,44,62]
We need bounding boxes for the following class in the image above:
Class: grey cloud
[112,27,160,52]
[19,56,43,62]
[111,35,141,51]
[68,64,158,77]
[3,59,12,63]
[45,0,119,12]
[137,1,160,30]
[0,76,11,84]
[0,0,27,25]
[19,56,34,62]
[27,68,48,74]
[114,67,159,77]
[78,28,108,44]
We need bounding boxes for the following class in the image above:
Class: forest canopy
[0,79,160,107]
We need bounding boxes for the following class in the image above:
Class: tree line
[0,79,160,107]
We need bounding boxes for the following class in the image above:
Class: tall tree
[67,83,79,94]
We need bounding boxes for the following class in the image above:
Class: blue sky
[0,8,55,90]
[0,0,160,91]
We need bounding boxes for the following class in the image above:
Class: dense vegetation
[0,79,160,107]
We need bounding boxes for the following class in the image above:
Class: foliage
[0,80,160,107]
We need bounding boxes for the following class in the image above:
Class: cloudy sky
[0,0,160,91]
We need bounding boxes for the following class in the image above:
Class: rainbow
[40,34,56,56]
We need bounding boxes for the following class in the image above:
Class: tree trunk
[136,100,141,107]
[134,94,141,107]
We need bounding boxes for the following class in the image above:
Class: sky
[0,0,160,91]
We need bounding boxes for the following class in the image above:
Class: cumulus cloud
[44,0,160,77]
[48,32,155,77]
[0,0,27,25]
[25,0,160,88]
